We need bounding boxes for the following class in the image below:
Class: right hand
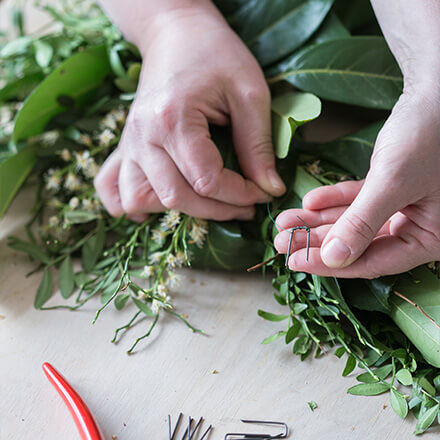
[95,4,286,222]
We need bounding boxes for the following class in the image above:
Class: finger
[275,207,348,231]
[162,109,271,206]
[229,83,286,197]
[137,143,256,221]
[289,218,432,277]
[319,174,401,269]
[302,180,364,210]
[94,150,124,217]
[274,225,331,253]
[119,159,164,217]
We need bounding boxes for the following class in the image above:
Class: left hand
[274,86,440,278]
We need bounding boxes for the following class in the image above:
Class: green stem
[127,314,159,354]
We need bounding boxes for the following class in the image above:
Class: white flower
[78,133,93,147]
[149,252,163,265]
[137,290,147,300]
[48,197,63,209]
[69,197,80,209]
[48,216,59,228]
[111,107,127,125]
[64,172,82,191]
[157,284,168,298]
[152,229,167,244]
[161,210,181,231]
[189,218,208,248]
[74,151,90,170]
[82,198,94,211]
[3,121,14,136]
[45,169,62,191]
[41,131,60,146]
[175,251,187,268]
[151,299,162,314]
[0,106,13,125]
[100,113,117,131]
[59,149,72,161]
[141,265,155,278]
[97,128,115,147]
[166,253,177,268]
[82,158,100,179]
[166,272,182,288]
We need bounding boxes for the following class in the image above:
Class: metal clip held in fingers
[224,419,289,439]
[284,216,311,268]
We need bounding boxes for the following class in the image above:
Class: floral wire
[266,202,311,265]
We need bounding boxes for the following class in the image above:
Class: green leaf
[356,364,393,384]
[13,45,111,143]
[34,269,53,309]
[307,401,318,411]
[347,382,390,396]
[0,147,36,218]
[229,0,334,66]
[258,309,289,322]
[342,355,356,377]
[64,210,99,224]
[263,331,286,345]
[0,36,32,58]
[269,37,402,109]
[33,40,54,68]
[81,221,105,271]
[0,73,45,103]
[395,369,413,387]
[299,121,383,178]
[390,389,408,419]
[309,11,350,44]
[414,404,439,434]
[59,256,75,299]
[132,298,155,317]
[115,293,130,310]
[334,347,346,358]
[390,266,440,368]
[285,319,301,343]
[7,236,50,264]
[271,91,321,158]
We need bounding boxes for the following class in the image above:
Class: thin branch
[393,290,440,330]
[247,253,280,272]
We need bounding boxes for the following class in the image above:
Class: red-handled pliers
[42,362,103,440]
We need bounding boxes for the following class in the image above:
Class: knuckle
[160,191,181,210]
[193,172,220,198]
[344,213,375,241]
[240,84,268,104]
[155,101,179,132]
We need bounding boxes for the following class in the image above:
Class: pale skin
[95,0,440,278]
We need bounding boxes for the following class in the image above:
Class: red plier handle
[42,362,103,440]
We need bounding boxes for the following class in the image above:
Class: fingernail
[266,169,286,195]
[321,238,351,268]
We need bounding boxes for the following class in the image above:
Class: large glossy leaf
[13,45,110,143]
[309,11,350,44]
[0,146,36,217]
[390,266,440,368]
[268,37,402,109]
[299,121,383,178]
[191,222,264,271]
[228,0,334,66]
[271,91,321,158]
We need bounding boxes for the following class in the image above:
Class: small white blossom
[137,290,147,300]
[48,197,63,209]
[166,253,177,268]
[64,172,82,191]
[141,265,155,278]
[175,251,187,268]
[161,210,181,231]
[101,113,117,131]
[0,106,13,125]
[157,284,168,298]
[48,216,59,228]
[151,299,162,314]
[189,218,208,248]
[149,252,163,265]
[74,151,90,170]
[166,272,182,288]
[59,149,72,161]
[83,158,100,179]
[41,131,60,146]
[45,169,62,191]
[111,107,127,124]
[69,197,80,209]
[3,121,14,136]
[78,133,93,147]
[152,229,167,244]
[82,198,94,211]
[97,128,115,147]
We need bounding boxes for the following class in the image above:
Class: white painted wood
[1,189,439,440]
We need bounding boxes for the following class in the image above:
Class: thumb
[229,84,286,197]
[320,175,401,269]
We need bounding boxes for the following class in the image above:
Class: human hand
[274,88,440,278]
[95,3,285,222]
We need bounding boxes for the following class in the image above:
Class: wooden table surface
[2,190,439,440]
